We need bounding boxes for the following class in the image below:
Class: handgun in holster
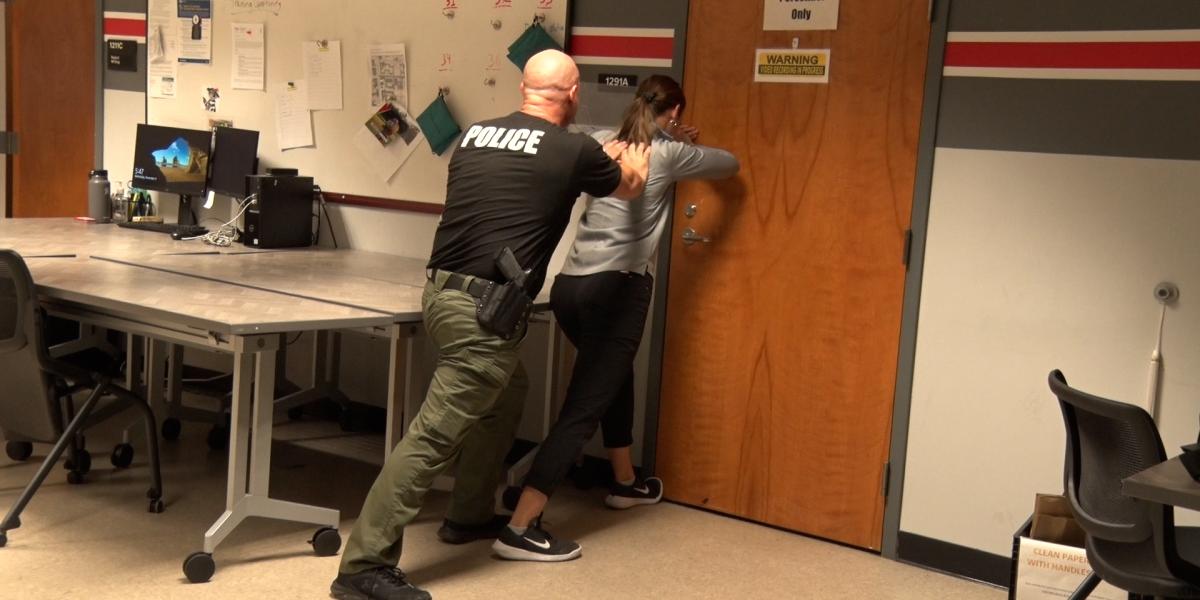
[476,247,533,340]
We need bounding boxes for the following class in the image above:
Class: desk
[8,219,560,579]
[26,257,392,581]
[1123,456,1200,511]
[92,250,429,454]
[93,249,559,484]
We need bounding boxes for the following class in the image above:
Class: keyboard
[117,222,209,237]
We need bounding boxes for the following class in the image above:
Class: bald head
[519,50,581,126]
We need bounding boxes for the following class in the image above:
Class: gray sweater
[561,130,739,276]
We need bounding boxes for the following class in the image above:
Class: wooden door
[7,0,96,217]
[655,0,929,550]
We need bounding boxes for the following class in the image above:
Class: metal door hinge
[0,132,19,155]
[902,229,913,270]
[882,461,891,498]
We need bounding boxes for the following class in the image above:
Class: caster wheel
[161,418,182,441]
[5,441,33,462]
[287,406,304,421]
[147,487,162,500]
[111,443,134,469]
[183,551,215,583]
[148,498,165,513]
[501,486,521,512]
[206,426,228,451]
[309,527,341,557]
[68,449,92,475]
[67,470,85,485]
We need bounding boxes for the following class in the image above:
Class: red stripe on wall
[105,18,147,38]
[569,35,674,60]
[945,41,1200,70]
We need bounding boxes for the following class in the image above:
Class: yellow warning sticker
[754,48,831,83]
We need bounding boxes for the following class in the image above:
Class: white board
[146,0,569,206]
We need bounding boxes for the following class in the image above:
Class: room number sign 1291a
[598,73,638,88]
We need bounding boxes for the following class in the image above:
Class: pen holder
[1181,443,1200,481]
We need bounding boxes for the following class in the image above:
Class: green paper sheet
[507,23,562,71]
[416,94,462,156]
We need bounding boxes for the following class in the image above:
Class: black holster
[476,280,531,340]
[475,247,533,340]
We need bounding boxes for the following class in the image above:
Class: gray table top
[95,250,429,320]
[26,257,392,336]
[0,217,268,258]
[1122,456,1200,512]
[9,218,549,322]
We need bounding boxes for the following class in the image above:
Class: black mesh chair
[1049,369,1200,598]
[0,250,164,548]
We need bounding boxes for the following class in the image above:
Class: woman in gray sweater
[496,75,739,561]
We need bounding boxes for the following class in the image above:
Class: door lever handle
[681,227,711,246]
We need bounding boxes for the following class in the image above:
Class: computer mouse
[171,231,185,240]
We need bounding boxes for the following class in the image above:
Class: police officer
[331,49,651,600]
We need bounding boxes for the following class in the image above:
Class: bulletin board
[146,0,569,208]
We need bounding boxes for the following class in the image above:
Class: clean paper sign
[763,0,839,31]
[753,48,830,83]
[1015,538,1124,600]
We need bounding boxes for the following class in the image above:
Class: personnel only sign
[753,48,831,83]
[763,0,840,31]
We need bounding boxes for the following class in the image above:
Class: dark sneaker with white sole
[492,525,581,562]
[436,514,509,544]
[330,566,432,600]
[605,476,664,510]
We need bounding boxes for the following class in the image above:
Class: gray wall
[572,0,689,127]
[898,0,1200,581]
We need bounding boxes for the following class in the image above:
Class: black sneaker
[436,514,509,544]
[605,476,664,510]
[492,525,581,562]
[330,566,432,600]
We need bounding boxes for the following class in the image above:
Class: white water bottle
[88,169,111,222]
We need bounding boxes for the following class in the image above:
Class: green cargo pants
[339,271,529,574]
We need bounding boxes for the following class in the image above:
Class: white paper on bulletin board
[763,0,839,31]
[178,0,213,63]
[147,0,180,98]
[145,0,570,207]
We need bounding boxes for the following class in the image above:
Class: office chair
[0,250,164,548]
[1049,369,1200,598]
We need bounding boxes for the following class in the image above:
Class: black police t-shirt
[427,111,622,295]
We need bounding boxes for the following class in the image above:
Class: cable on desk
[184,194,258,247]
[315,187,339,249]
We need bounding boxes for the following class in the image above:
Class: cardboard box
[1007,495,1125,600]
[1030,494,1085,548]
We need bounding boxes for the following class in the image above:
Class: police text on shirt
[460,125,545,154]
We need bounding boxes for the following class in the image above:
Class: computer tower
[243,174,314,249]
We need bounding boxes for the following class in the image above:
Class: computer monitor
[207,127,259,199]
[131,124,212,226]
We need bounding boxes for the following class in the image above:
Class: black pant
[522,271,653,496]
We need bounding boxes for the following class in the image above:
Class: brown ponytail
[616,75,686,146]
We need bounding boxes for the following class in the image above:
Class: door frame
[638,0,954,560]
[880,0,952,559]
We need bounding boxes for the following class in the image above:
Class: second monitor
[208,126,260,199]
